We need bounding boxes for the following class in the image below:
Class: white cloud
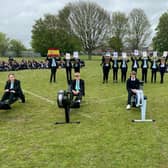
[0,0,167,48]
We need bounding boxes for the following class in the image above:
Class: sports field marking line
[23,89,55,104]
[23,90,125,119]
[23,89,92,119]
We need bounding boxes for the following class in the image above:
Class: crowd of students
[101,52,168,84]
[0,58,49,71]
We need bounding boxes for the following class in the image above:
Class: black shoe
[0,101,11,110]
[22,99,25,103]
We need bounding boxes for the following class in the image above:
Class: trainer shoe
[126,104,131,110]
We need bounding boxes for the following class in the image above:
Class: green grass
[0,58,168,168]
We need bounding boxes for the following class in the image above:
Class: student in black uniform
[126,71,141,110]
[64,53,72,84]
[159,57,167,83]
[100,52,111,84]
[131,56,140,73]
[48,56,60,83]
[72,52,81,73]
[120,52,129,82]
[140,52,149,83]
[73,58,80,73]
[71,72,85,102]
[149,52,158,83]
[0,73,25,109]
[112,52,119,83]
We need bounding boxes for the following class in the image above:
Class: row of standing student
[47,57,84,84]
[101,55,167,84]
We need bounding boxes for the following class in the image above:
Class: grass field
[0,57,168,168]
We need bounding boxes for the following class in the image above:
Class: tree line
[0,32,26,56]
[0,1,168,58]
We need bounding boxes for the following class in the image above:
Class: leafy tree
[57,4,72,33]
[109,36,122,52]
[110,12,128,51]
[127,8,151,50]
[57,4,82,53]
[0,32,9,56]
[31,14,58,56]
[153,11,168,52]
[31,13,82,56]
[68,1,110,59]
[9,39,26,56]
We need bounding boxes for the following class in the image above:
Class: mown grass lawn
[0,57,168,168]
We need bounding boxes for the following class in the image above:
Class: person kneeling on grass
[0,73,25,109]
[126,71,144,110]
[71,72,85,103]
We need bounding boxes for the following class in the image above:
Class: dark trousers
[160,71,165,83]
[113,68,118,81]
[151,70,157,83]
[74,67,80,73]
[132,68,138,72]
[142,68,148,83]
[66,68,72,84]
[127,91,135,105]
[1,91,25,105]
[103,67,110,83]
[71,92,83,101]
[50,67,57,82]
[121,69,127,82]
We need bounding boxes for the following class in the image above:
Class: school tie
[122,60,126,68]
[10,81,14,89]
[143,60,147,68]
[51,58,56,67]
[114,60,117,67]
[75,80,80,91]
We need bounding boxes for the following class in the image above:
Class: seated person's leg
[75,92,82,101]
[8,92,18,104]
[71,94,81,108]
[127,91,132,105]
[1,92,10,102]
[135,91,140,107]
[126,91,133,109]
[0,101,11,109]
[135,90,144,107]
[139,90,144,105]
[18,92,25,103]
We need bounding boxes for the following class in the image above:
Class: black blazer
[159,63,167,73]
[73,61,80,72]
[71,79,85,96]
[112,59,119,69]
[141,58,149,69]
[120,59,129,69]
[101,56,111,68]
[47,57,60,68]
[4,79,23,96]
[131,57,140,69]
[150,59,158,70]
[126,78,140,92]
[63,59,72,69]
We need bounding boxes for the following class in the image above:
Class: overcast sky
[0,0,168,48]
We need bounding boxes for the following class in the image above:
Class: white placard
[122,52,127,58]
[105,52,111,57]
[163,51,168,57]
[142,51,147,57]
[153,51,157,57]
[113,52,118,58]
[73,51,79,58]
[65,53,70,59]
[134,50,139,56]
